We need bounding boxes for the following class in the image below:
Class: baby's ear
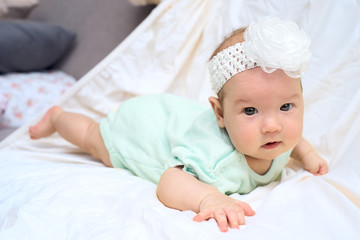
[209,97,225,128]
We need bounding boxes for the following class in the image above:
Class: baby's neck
[245,155,273,175]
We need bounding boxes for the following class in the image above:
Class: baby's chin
[244,148,291,161]
[243,153,275,162]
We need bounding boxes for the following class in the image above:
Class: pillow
[0,71,76,128]
[0,0,38,19]
[0,20,76,73]
[0,89,7,118]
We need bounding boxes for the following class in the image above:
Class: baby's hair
[210,27,247,60]
[210,27,247,103]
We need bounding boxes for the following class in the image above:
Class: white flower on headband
[244,17,311,78]
[208,17,311,94]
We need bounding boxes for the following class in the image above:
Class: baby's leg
[29,106,112,167]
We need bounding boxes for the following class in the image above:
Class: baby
[29,17,328,232]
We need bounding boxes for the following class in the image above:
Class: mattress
[0,0,359,239]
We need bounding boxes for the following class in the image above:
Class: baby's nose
[261,116,282,134]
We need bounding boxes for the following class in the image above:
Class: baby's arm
[157,167,255,232]
[291,137,328,175]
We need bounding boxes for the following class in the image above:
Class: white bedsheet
[1,0,359,239]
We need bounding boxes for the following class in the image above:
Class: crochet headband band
[208,17,311,95]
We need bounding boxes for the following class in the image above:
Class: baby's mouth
[262,141,281,149]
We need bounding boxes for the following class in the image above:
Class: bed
[1,0,360,239]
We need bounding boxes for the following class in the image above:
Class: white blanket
[1,0,359,239]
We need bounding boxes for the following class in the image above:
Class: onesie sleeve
[167,109,236,187]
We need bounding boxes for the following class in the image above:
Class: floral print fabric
[0,71,75,128]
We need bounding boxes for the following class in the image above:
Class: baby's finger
[313,163,328,176]
[237,209,245,225]
[225,209,240,229]
[236,201,256,216]
[319,163,328,175]
[193,209,212,222]
[214,210,228,232]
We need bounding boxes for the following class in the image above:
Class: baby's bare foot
[29,106,63,139]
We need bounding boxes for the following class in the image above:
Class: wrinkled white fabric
[1,0,359,239]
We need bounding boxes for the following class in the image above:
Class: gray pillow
[0,20,76,73]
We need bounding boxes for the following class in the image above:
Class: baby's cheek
[234,128,257,150]
[286,122,303,146]
[225,118,258,151]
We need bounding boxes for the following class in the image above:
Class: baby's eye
[280,103,293,111]
[243,107,258,116]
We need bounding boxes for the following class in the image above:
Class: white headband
[208,17,311,95]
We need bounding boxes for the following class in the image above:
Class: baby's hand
[301,150,328,176]
[193,192,255,232]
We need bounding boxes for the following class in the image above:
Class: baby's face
[219,68,304,161]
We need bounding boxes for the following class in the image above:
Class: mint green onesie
[100,94,290,195]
